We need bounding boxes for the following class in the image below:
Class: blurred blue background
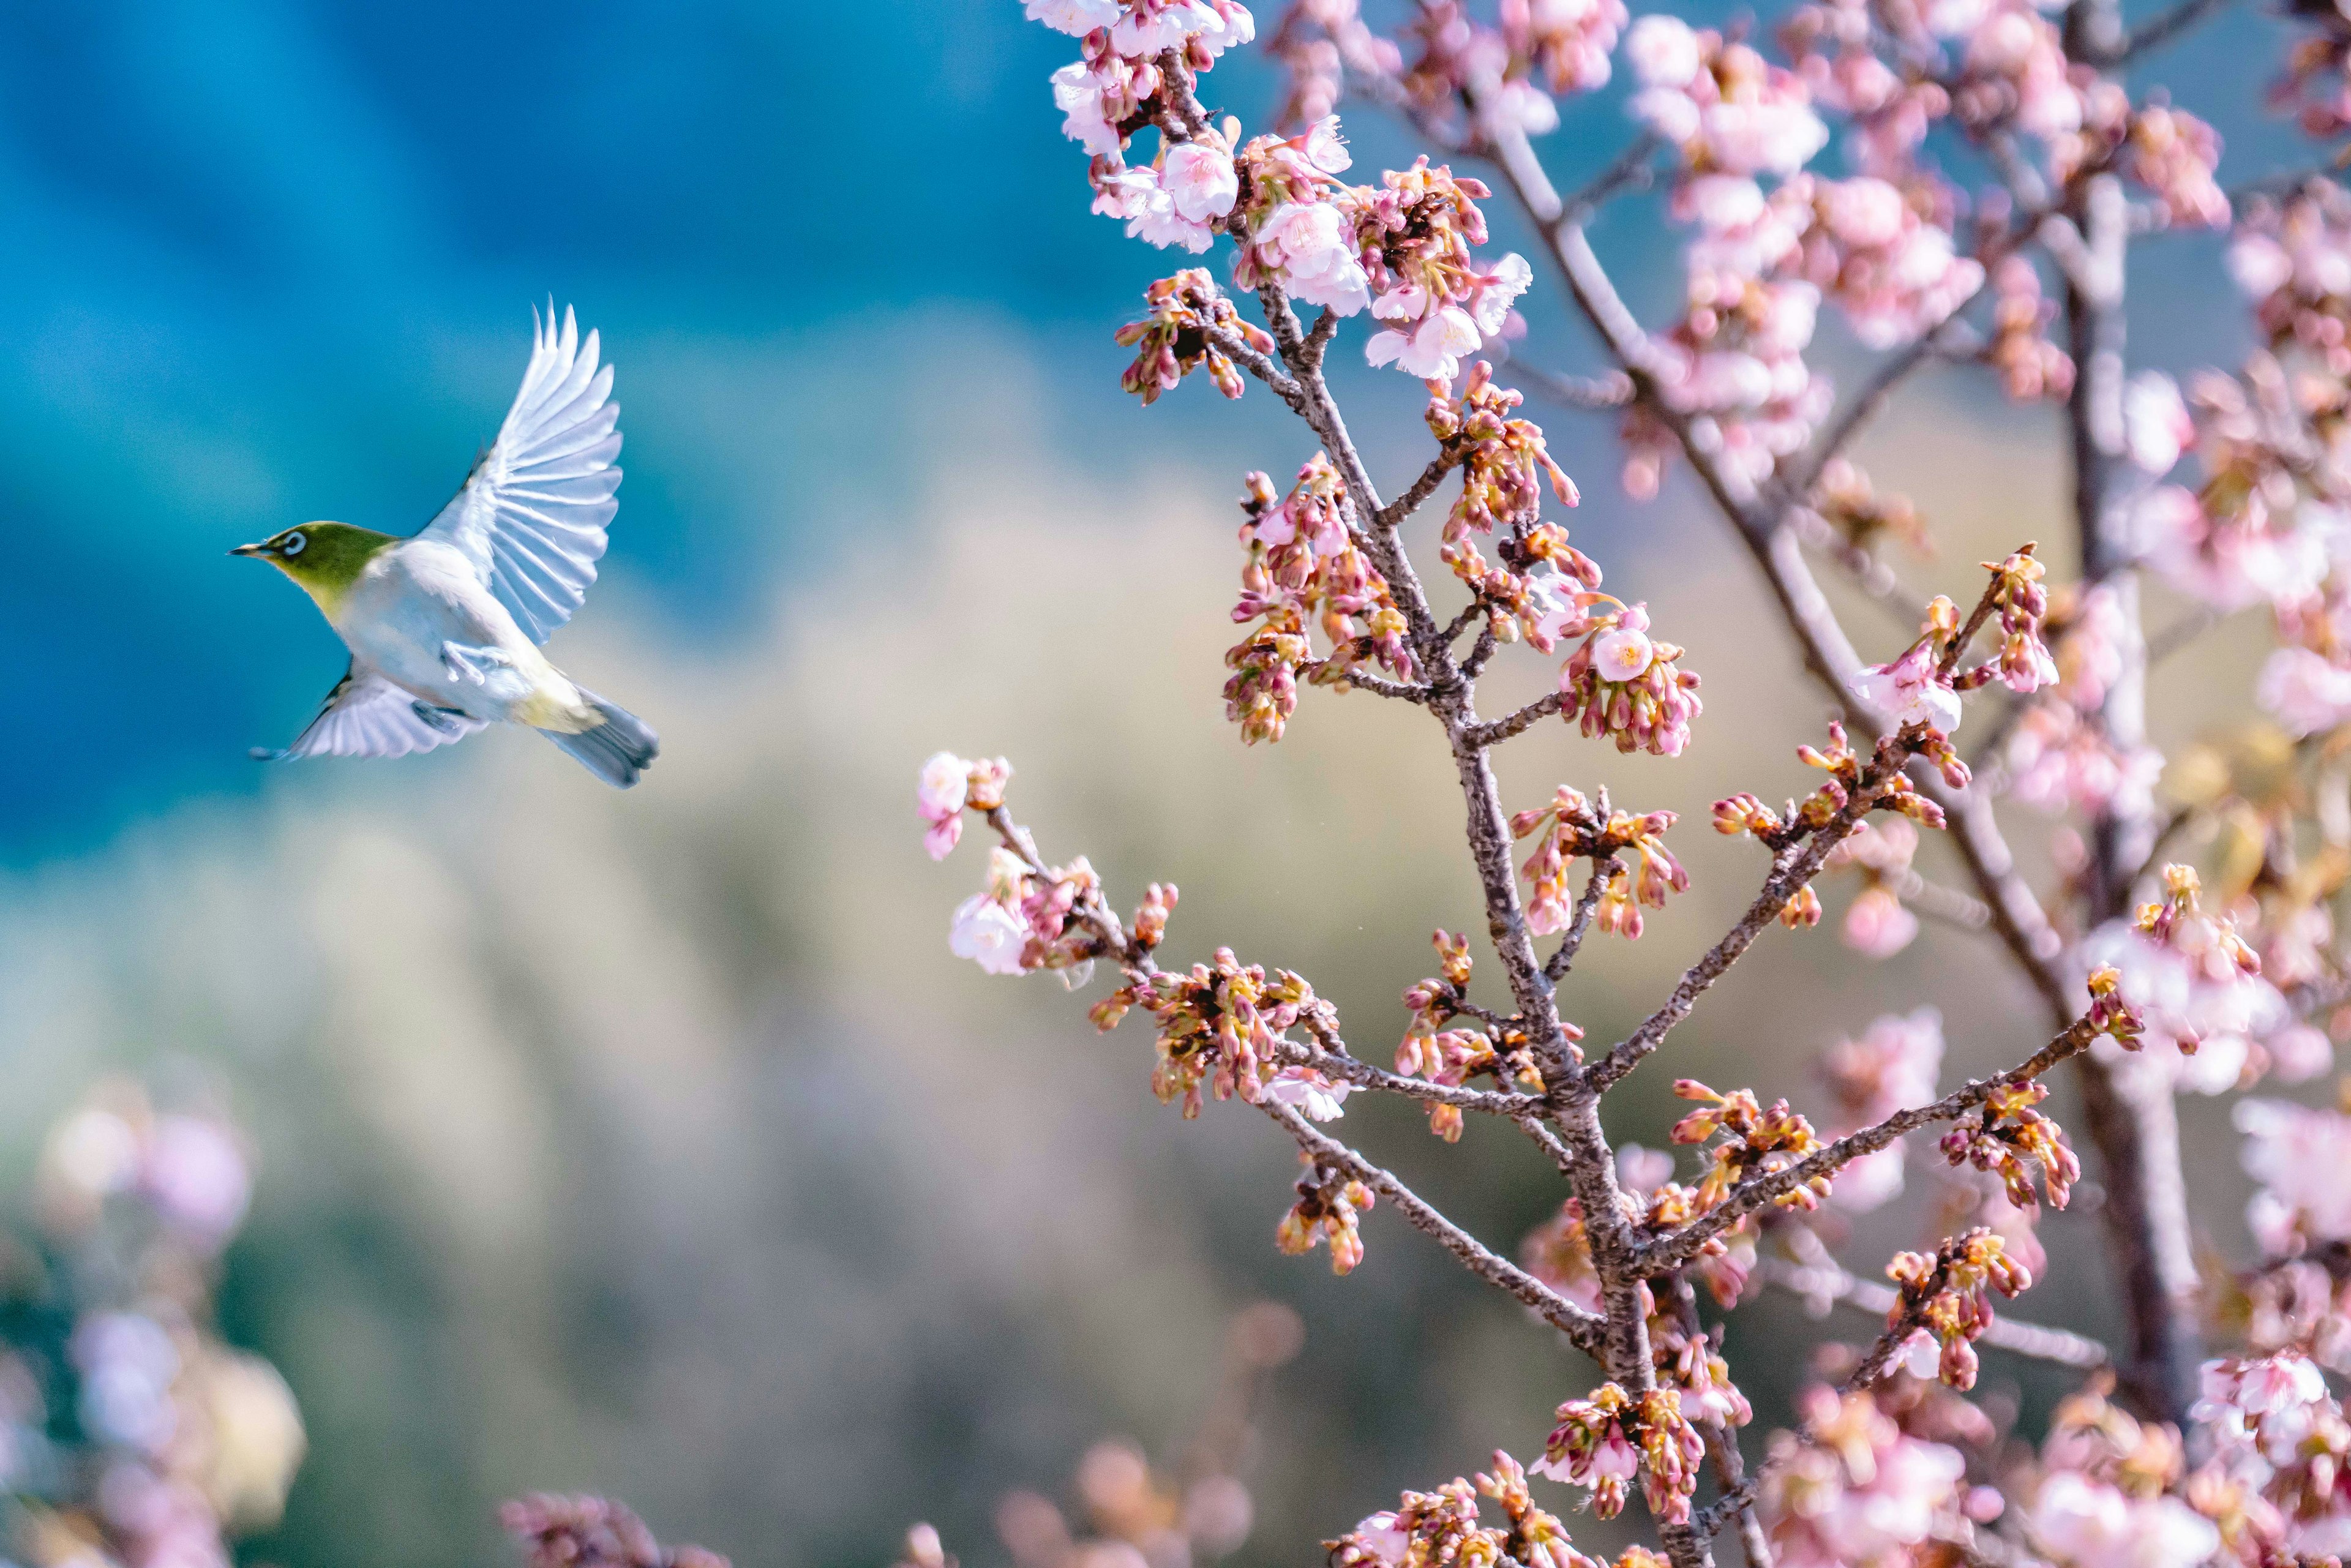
[0,0,2293,859]
[0,6,2317,1568]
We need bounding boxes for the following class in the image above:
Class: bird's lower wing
[253,666,488,762]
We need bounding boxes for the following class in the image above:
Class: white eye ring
[282,531,307,556]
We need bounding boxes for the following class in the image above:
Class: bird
[234,304,658,788]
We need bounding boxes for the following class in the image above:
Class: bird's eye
[281,531,307,557]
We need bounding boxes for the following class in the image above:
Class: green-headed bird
[235,304,658,787]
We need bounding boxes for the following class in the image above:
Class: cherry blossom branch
[1517,363,1637,411]
[1543,857,1619,983]
[1637,1009,2107,1270]
[1380,452,1461,529]
[1584,725,1933,1095]
[1752,1255,2110,1372]
[1464,690,1569,747]
[1299,661,1431,702]
[2055,0,2203,1420]
[1261,1097,1608,1356]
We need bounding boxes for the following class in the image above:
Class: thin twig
[1754,1255,2110,1371]
[1262,1097,1608,1356]
[1545,857,1619,983]
[1638,1011,2104,1271]
[1380,452,1460,529]
[1466,689,1569,747]
[1515,362,1637,411]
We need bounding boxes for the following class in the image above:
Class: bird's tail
[542,688,659,789]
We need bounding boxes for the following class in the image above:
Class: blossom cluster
[1228,456,1409,739]
[1756,1386,1968,1568]
[1510,786,1685,940]
[3,1083,304,1568]
[1534,1382,1704,1523]
[1329,1452,1619,1568]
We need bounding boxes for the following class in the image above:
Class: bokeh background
[0,2,2319,1567]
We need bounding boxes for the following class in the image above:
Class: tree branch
[1637,1011,2106,1270]
[1753,1255,2110,1372]
[1261,1097,1608,1357]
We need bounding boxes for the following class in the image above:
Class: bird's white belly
[334,547,563,723]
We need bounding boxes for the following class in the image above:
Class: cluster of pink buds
[1277,1154,1373,1273]
[2080,867,2290,1086]
[1533,1383,1704,1523]
[918,751,1011,861]
[1093,948,1320,1115]
[1626,17,1828,179]
[1670,1079,1829,1212]
[2278,2,2351,141]
[1555,604,1703,757]
[1510,787,1685,939]
[1117,271,1275,404]
[2138,864,2262,981]
[1810,457,1927,555]
[2083,964,2146,1048]
[1359,161,1531,380]
[1885,1227,2031,1390]
[1641,1172,1760,1306]
[1229,118,1371,312]
[1960,545,2058,696]
[1327,1456,1607,1568]
[1938,1079,2079,1210]
[1757,1386,1967,1568]
[1777,0,1949,176]
[1981,256,2075,403]
[1715,722,1945,863]
[1794,174,1985,351]
[1815,1008,1944,1212]
[2232,184,2351,374]
[1947,0,2103,148]
[2121,104,2230,231]
[1474,1451,1603,1568]
[2189,1351,2351,1559]
[1228,457,1410,740]
[1036,0,1257,243]
[948,846,1108,983]
[1398,932,1545,1139]
[1424,363,1585,617]
[2027,1378,2219,1568]
[1821,817,1922,958]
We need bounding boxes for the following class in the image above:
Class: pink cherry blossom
[919,751,972,860]
[1256,200,1372,313]
[1841,885,1919,959]
[2027,1471,2218,1568]
[1164,141,1240,222]
[2258,645,2351,736]
[2237,1097,2351,1250]
[1026,0,1124,36]
[2123,370,2194,475]
[1366,304,1484,379]
[1852,643,1962,732]
[950,895,1031,975]
[1264,1066,1353,1120]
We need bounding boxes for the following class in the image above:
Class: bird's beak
[230,542,269,558]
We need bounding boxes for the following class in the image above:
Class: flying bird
[235,305,658,788]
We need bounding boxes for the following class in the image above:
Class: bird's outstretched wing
[252,667,488,762]
[417,302,622,643]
